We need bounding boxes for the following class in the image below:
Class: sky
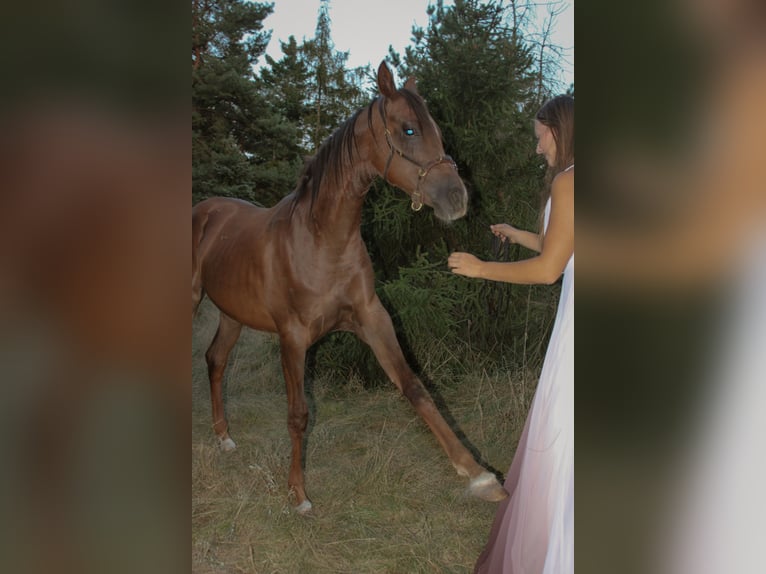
[259,0,574,89]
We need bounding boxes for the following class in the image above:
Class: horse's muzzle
[431,184,468,222]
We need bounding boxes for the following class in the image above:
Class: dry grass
[192,299,537,573]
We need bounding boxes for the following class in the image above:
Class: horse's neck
[308,173,371,240]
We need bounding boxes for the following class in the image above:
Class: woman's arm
[490,223,543,252]
[449,170,574,285]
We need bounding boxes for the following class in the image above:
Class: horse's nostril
[450,187,466,210]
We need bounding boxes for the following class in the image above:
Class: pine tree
[192,0,303,204]
[358,0,559,371]
[301,0,369,152]
[401,0,541,212]
[260,36,313,149]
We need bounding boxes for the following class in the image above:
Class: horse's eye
[404,128,415,136]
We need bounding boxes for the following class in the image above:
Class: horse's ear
[377,61,397,97]
[404,76,419,94]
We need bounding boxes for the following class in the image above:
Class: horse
[192,61,507,513]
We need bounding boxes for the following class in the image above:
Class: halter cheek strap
[378,98,458,211]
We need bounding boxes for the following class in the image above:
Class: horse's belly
[204,287,278,333]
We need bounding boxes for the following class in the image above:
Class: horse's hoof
[468,471,508,502]
[219,437,237,452]
[295,500,313,515]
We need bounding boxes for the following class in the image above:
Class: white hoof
[468,471,508,502]
[219,437,237,452]
[295,500,313,515]
[470,471,496,489]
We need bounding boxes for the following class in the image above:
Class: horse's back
[193,197,266,250]
[193,196,261,228]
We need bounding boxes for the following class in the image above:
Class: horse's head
[374,62,468,222]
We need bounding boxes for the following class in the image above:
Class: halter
[378,97,458,211]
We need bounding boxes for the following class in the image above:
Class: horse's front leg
[278,330,313,514]
[354,297,508,502]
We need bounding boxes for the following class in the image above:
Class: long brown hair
[535,95,574,232]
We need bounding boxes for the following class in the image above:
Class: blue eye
[404,128,415,136]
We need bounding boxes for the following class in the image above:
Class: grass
[192,299,538,573]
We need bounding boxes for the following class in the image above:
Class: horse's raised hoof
[218,436,237,452]
[294,500,313,515]
[468,471,508,502]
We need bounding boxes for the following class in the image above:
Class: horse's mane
[290,106,367,217]
[291,87,433,216]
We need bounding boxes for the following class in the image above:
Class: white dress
[475,188,574,573]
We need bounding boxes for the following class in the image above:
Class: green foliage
[294,0,371,151]
[260,36,313,147]
[192,0,302,204]
[401,0,544,213]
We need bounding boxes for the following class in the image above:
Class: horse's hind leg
[205,312,242,451]
[192,278,204,320]
[191,242,203,318]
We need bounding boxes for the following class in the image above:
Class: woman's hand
[490,223,520,244]
[448,252,485,278]
[491,223,543,253]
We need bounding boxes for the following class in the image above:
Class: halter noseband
[378,97,458,211]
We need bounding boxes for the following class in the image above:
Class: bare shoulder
[551,168,574,198]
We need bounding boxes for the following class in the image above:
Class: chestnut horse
[192,62,506,513]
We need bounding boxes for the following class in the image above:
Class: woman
[448,95,574,574]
